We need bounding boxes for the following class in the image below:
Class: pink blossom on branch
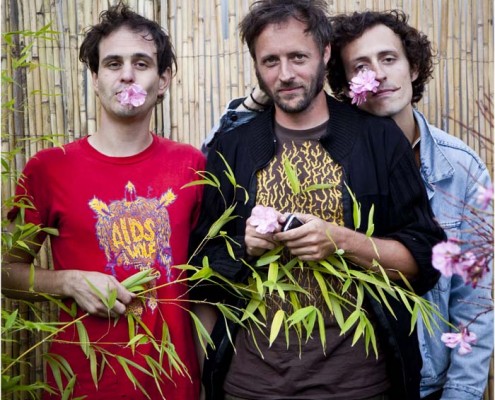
[432,239,490,287]
[117,83,147,107]
[431,240,462,277]
[250,205,280,234]
[475,183,494,210]
[348,69,380,106]
[441,326,477,355]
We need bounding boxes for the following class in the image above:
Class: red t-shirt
[14,134,204,399]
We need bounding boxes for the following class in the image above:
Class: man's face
[92,26,170,120]
[340,24,418,124]
[254,18,330,114]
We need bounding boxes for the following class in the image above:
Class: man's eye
[135,62,148,69]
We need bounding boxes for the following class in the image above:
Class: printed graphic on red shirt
[88,181,176,314]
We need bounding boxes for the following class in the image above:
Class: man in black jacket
[191,1,445,399]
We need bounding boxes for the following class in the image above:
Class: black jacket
[191,95,445,399]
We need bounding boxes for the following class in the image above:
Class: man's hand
[63,270,136,318]
[245,212,282,257]
[274,213,338,261]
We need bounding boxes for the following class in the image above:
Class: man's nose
[120,63,135,82]
[371,63,386,81]
[279,60,295,82]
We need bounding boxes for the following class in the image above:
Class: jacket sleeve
[381,134,446,295]
[201,97,257,156]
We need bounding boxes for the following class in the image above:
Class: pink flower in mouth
[250,205,280,234]
[441,326,477,355]
[348,69,380,106]
[117,83,147,107]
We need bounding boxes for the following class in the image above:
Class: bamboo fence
[1,0,493,399]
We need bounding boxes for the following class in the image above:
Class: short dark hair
[239,0,332,59]
[79,1,176,77]
[328,10,434,104]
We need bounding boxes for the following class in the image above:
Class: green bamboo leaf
[341,310,361,335]
[89,347,98,389]
[217,303,242,323]
[189,310,214,352]
[313,270,333,311]
[316,309,327,353]
[344,182,361,229]
[396,270,415,292]
[127,313,136,352]
[287,306,315,325]
[45,356,63,393]
[269,309,285,346]
[61,375,77,400]
[328,295,345,328]
[374,286,397,318]
[75,321,90,357]
[256,254,281,267]
[29,263,35,291]
[4,309,18,329]
[304,183,336,192]
[283,157,300,194]
[181,179,218,189]
[121,268,156,290]
[116,356,150,399]
[216,151,237,188]
[351,317,366,346]
[365,204,375,237]
[206,205,237,238]
[304,308,317,341]
[189,265,213,280]
[410,302,420,334]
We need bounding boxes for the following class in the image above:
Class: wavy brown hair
[239,0,333,59]
[328,10,434,104]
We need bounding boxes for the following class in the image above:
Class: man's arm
[202,86,269,154]
[271,213,418,279]
[2,234,135,317]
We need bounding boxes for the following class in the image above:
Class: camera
[282,214,303,232]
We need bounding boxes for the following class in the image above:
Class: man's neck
[89,115,154,157]
[274,91,330,130]
[393,105,418,144]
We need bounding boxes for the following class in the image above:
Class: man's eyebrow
[100,53,156,63]
[101,54,122,63]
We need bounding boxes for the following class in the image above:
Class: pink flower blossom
[432,240,490,286]
[475,183,493,210]
[250,205,280,234]
[117,83,147,107]
[348,69,380,106]
[432,240,462,277]
[441,326,477,355]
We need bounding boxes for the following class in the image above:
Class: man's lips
[278,86,302,95]
[373,87,400,96]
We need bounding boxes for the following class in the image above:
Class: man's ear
[158,68,171,97]
[323,44,331,65]
[411,68,419,82]
[92,72,99,96]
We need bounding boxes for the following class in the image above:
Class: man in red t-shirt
[3,4,204,399]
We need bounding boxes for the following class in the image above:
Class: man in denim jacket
[205,10,493,400]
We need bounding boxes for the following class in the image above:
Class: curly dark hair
[79,1,176,78]
[328,10,434,104]
[239,0,332,59]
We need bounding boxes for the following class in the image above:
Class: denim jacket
[203,103,493,400]
[414,109,493,400]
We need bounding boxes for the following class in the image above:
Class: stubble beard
[256,60,327,114]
